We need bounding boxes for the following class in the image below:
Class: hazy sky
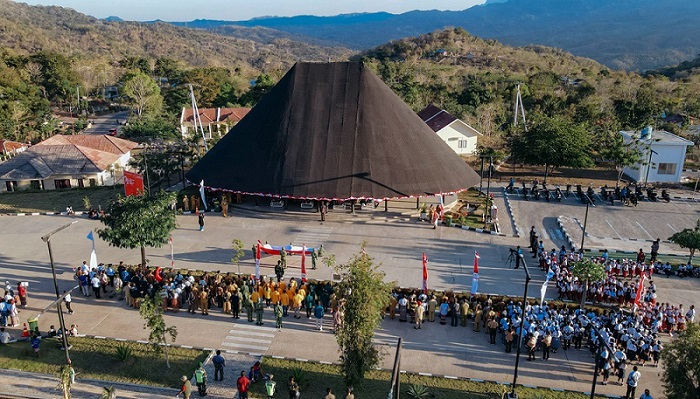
[15,1,487,21]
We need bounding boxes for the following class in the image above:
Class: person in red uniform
[237,370,251,399]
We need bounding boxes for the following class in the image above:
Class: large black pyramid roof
[187,62,480,201]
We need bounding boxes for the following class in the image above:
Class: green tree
[570,259,606,308]
[120,116,180,141]
[122,71,162,118]
[335,245,393,388]
[231,238,245,274]
[97,191,177,266]
[515,114,593,182]
[669,219,700,263]
[662,322,700,399]
[600,131,646,185]
[238,74,276,106]
[139,290,178,368]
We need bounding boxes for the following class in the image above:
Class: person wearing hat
[194,363,207,396]
[177,375,192,398]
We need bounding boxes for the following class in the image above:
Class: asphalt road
[82,111,130,135]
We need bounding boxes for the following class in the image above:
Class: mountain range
[171,0,700,71]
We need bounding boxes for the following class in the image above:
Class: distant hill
[0,0,351,72]
[179,0,700,71]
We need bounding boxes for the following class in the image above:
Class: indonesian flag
[422,252,429,294]
[634,273,647,307]
[471,251,480,295]
[169,235,174,268]
[301,245,307,283]
[255,240,262,281]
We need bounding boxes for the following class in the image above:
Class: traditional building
[180,107,250,139]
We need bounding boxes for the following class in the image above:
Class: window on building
[54,179,71,189]
[5,181,17,192]
[657,163,677,175]
[458,140,469,149]
[89,178,97,187]
[447,137,459,141]
[30,180,41,190]
[77,179,85,188]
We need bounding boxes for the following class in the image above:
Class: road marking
[667,223,677,233]
[228,329,275,338]
[224,336,272,344]
[635,221,654,240]
[517,228,525,237]
[539,229,549,240]
[221,342,270,351]
[606,219,622,239]
[233,324,277,332]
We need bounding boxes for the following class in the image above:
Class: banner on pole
[123,171,144,197]
[422,252,428,294]
[301,245,307,283]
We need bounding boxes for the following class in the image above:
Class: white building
[621,127,693,184]
[180,107,250,139]
[418,104,482,155]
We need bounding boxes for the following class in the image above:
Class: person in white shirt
[91,276,101,299]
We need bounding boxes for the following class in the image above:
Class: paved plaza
[1,198,698,398]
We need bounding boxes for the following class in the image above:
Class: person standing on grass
[177,375,192,399]
[31,332,40,357]
[237,371,251,399]
[194,363,207,396]
[288,376,300,399]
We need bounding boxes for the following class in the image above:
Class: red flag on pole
[255,240,262,281]
[301,244,307,283]
[634,273,647,307]
[123,171,144,196]
[471,251,480,295]
[422,252,429,294]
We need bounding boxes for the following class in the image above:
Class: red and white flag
[169,235,174,268]
[422,252,429,294]
[301,245,307,283]
[470,251,480,295]
[634,273,647,307]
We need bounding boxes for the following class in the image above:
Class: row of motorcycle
[506,181,671,204]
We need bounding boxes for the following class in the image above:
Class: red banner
[123,171,144,197]
[422,252,428,294]
[301,245,307,283]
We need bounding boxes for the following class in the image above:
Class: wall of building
[436,122,479,155]
[624,143,687,183]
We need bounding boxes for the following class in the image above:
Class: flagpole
[510,254,531,399]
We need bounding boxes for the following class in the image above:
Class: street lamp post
[486,156,493,198]
[643,149,658,187]
[509,255,531,399]
[41,221,78,364]
[580,193,595,252]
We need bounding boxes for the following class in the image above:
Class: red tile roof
[182,107,251,124]
[0,140,29,155]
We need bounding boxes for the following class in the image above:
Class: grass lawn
[0,337,207,387]
[0,186,122,213]
[252,358,600,399]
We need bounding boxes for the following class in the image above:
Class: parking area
[505,185,700,253]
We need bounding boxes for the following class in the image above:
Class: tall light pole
[41,220,78,364]
[509,255,531,399]
[580,193,595,251]
[643,149,658,186]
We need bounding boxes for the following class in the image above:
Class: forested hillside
[0,0,351,74]
[355,29,700,168]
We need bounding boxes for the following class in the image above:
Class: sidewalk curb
[556,216,576,251]
[502,188,521,238]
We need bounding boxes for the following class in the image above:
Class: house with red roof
[0,140,30,157]
[180,107,250,139]
[0,134,137,192]
[417,104,482,155]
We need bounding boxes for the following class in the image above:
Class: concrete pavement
[0,208,696,398]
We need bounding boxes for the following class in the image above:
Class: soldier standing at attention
[428,295,437,322]
[255,298,265,325]
[280,248,287,269]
